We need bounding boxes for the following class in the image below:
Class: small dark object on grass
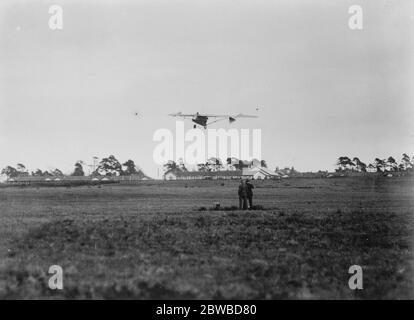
[220,183,225,186]
[250,205,265,210]
[7,249,15,258]
[212,206,235,211]
[223,206,239,211]
[198,205,265,212]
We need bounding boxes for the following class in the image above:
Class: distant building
[274,166,296,176]
[164,170,245,180]
[5,174,150,185]
[242,167,280,180]
[5,175,91,185]
[164,166,279,180]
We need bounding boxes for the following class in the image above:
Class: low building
[5,173,151,185]
[164,166,279,180]
[5,175,91,185]
[164,170,245,180]
[242,167,280,180]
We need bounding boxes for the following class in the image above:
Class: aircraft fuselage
[192,115,208,128]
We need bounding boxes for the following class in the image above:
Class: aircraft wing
[204,113,258,118]
[202,115,234,118]
[169,112,231,118]
[168,112,258,119]
[168,112,197,117]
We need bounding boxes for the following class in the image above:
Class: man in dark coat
[246,179,255,209]
[238,179,248,210]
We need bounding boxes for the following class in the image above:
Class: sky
[0,0,413,178]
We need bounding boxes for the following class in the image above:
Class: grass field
[0,176,413,299]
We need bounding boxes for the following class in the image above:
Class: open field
[0,176,413,299]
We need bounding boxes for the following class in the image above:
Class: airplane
[168,112,258,129]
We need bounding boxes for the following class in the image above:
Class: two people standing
[238,179,254,210]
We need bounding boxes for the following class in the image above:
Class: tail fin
[234,113,258,118]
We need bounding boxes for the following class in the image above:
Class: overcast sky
[0,0,413,178]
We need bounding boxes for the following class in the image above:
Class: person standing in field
[246,179,255,209]
[238,179,248,210]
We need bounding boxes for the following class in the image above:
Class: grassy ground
[0,176,413,299]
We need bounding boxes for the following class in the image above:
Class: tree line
[1,155,147,179]
[336,154,413,173]
[163,157,268,173]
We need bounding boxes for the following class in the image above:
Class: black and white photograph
[0,0,413,304]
